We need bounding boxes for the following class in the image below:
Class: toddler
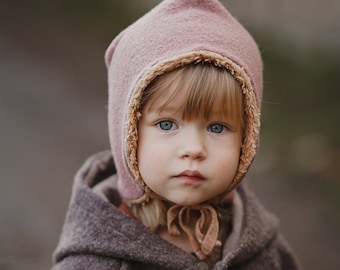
[52,0,300,269]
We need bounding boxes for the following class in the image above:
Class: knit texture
[105,0,263,202]
[52,151,301,269]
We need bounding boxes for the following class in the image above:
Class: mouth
[175,170,206,184]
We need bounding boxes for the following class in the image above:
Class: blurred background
[0,0,339,269]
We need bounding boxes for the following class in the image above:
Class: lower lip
[176,176,205,184]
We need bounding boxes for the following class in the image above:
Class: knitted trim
[125,51,261,203]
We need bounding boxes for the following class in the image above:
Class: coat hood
[52,152,299,270]
[105,0,263,203]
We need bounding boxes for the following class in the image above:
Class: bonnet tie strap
[167,204,221,260]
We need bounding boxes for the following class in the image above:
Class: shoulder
[241,233,301,269]
[218,183,301,269]
[52,254,122,270]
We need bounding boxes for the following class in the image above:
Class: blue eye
[157,120,174,131]
[208,123,226,134]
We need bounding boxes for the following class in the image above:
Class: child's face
[137,89,242,206]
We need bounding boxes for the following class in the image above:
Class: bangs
[141,63,244,131]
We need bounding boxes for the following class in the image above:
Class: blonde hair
[141,63,244,131]
[132,63,244,231]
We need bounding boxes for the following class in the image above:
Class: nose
[178,126,206,160]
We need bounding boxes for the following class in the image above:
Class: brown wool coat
[52,151,300,270]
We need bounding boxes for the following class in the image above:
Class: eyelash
[157,120,176,131]
[156,120,229,134]
[208,123,228,134]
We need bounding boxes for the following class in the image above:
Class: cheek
[137,138,165,179]
[214,147,241,175]
[215,159,237,178]
[137,147,166,191]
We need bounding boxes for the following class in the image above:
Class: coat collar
[54,151,279,269]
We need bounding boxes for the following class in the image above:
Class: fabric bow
[167,204,221,260]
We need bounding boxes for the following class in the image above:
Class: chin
[172,199,206,206]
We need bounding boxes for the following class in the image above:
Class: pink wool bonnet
[105,0,263,203]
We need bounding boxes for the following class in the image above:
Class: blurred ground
[0,0,339,269]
